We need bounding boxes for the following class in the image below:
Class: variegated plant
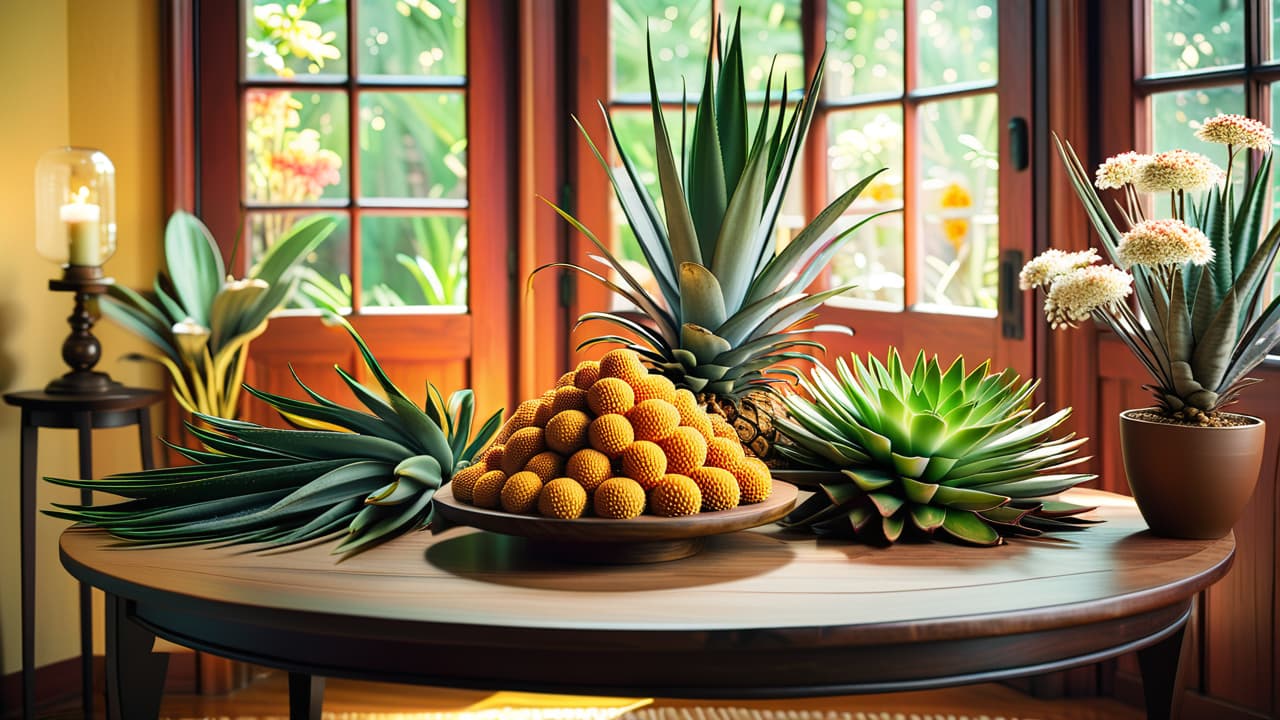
[46,320,501,556]
[102,211,335,418]
[775,350,1097,546]
[538,13,889,460]
[1035,115,1280,422]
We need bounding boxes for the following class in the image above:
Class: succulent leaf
[779,350,1097,545]
[43,324,502,557]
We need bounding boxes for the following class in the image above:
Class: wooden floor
[38,671,1143,720]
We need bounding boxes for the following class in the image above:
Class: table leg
[74,411,94,720]
[104,594,168,720]
[20,416,36,720]
[137,407,154,470]
[1138,618,1188,720]
[289,673,325,720]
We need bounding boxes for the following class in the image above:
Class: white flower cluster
[1043,265,1133,329]
[1195,113,1273,153]
[1117,218,1214,268]
[1094,152,1151,190]
[1018,248,1101,290]
[1133,149,1224,193]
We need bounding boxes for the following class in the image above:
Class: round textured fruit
[627,399,681,443]
[620,440,668,490]
[545,409,590,455]
[555,370,577,388]
[500,471,544,514]
[650,474,702,517]
[689,467,741,511]
[672,389,714,440]
[709,413,738,441]
[632,374,676,404]
[594,477,646,519]
[588,413,634,459]
[495,399,541,443]
[550,386,589,415]
[523,450,566,482]
[706,436,746,470]
[471,470,507,509]
[482,445,505,471]
[566,448,612,492]
[587,377,635,416]
[502,427,546,475]
[532,390,557,427]
[733,456,773,504]
[573,360,601,390]
[538,477,588,519]
[658,426,708,475]
[599,348,646,385]
[450,463,486,504]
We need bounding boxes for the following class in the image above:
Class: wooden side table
[4,387,162,720]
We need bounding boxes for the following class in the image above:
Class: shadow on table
[424,530,797,591]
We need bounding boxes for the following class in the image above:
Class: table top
[59,488,1235,696]
[4,386,162,412]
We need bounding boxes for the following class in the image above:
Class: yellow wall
[0,0,162,675]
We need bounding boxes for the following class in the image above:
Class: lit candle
[60,189,102,266]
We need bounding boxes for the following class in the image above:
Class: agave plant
[775,350,1098,545]
[539,13,890,461]
[102,211,335,419]
[1042,114,1280,422]
[45,320,502,557]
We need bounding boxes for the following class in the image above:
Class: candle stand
[46,265,122,395]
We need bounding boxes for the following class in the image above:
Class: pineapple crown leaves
[1053,137,1280,416]
[43,319,503,558]
[774,349,1099,546]
[534,12,893,400]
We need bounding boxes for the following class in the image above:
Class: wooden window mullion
[902,0,918,309]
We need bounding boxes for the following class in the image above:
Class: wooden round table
[59,489,1233,720]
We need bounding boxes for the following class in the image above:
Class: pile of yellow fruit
[451,349,773,520]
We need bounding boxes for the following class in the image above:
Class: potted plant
[1024,114,1277,539]
[102,210,335,420]
[541,14,889,465]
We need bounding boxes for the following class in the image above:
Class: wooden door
[569,0,1036,379]
[195,0,516,427]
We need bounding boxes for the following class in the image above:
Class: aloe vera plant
[1039,114,1280,422]
[45,320,501,556]
[102,211,335,418]
[775,350,1098,545]
[538,13,890,460]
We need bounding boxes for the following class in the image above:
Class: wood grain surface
[58,489,1234,698]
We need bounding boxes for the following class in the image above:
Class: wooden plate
[432,480,798,564]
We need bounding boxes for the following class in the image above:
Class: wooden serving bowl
[432,479,798,564]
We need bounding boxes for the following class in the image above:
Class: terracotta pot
[1119,409,1265,539]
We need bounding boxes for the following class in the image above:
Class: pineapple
[541,13,889,463]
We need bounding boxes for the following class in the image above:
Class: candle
[60,196,102,266]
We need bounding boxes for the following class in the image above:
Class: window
[242,0,470,311]
[1126,0,1280,284]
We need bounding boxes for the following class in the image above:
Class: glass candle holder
[35,147,116,277]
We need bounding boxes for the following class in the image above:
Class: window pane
[827,106,905,309]
[359,92,467,201]
[245,0,348,80]
[357,0,465,78]
[826,0,905,99]
[612,0,712,100]
[1148,0,1244,74]
[1275,0,1280,62]
[361,215,468,309]
[249,212,352,311]
[918,93,999,313]
[246,89,349,204]
[915,0,997,90]
[737,0,804,98]
[1150,85,1245,152]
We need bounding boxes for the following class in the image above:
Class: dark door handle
[1009,117,1030,171]
[1000,250,1025,340]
